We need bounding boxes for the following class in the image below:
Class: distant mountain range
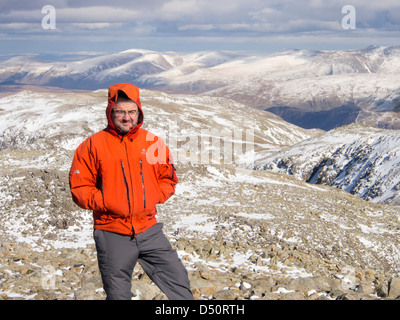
[1,46,400,130]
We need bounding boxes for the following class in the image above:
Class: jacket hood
[106,83,144,138]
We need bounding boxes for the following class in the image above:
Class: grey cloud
[1,0,400,54]
[2,1,400,31]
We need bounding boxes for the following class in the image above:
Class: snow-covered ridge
[1,46,400,130]
[0,88,319,167]
[255,124,400,205]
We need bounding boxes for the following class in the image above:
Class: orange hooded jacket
[69,83,178,236]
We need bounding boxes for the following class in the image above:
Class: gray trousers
[94,223,193,300]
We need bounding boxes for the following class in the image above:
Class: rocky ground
[1,233,400,300]
[0,164,399,300]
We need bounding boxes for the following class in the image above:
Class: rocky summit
[0,88,399,300]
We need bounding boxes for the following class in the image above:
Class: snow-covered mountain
[0,87,318,162]
[0,88,399,300]
[255,124,400,205]
[1,46,400,130]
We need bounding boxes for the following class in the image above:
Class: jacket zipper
[140,160,146,208]
[169,158,176,180]
[121,138,136,236]
[120,161,131,214]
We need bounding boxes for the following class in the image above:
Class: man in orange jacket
[69,83,193,300]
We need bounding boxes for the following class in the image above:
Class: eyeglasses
[112,110,139,117]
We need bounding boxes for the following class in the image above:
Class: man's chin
[118,125,133,134]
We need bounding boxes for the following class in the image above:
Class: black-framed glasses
[112,110,139,117]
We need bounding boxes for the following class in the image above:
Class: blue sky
[1,0,400,59]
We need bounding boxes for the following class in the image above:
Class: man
[69,83,193,300]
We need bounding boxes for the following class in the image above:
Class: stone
[280,291,306,300]
[131,280,163,300]
[356,282,374,295]
[199,271,211,280]
[213,289,238,300]
[284,275,341,294]
[250,278,275,297]
[335,292,370,300]
[259,292,280,300]
[200,286,216,297]
[192,288,201,299]
[190,278,212,291]
[388,277,400,299]
[375,281,389,298]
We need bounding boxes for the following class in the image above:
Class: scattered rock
[0,237,397,300]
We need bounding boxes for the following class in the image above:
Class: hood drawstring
[119,135,134,143]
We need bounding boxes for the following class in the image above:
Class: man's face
[111,101,139,134]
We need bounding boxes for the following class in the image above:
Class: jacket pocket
[99,159,131,217]
[137,157,163,213]
[121,161,132,213]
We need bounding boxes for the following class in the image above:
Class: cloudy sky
[1,0,400,59]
